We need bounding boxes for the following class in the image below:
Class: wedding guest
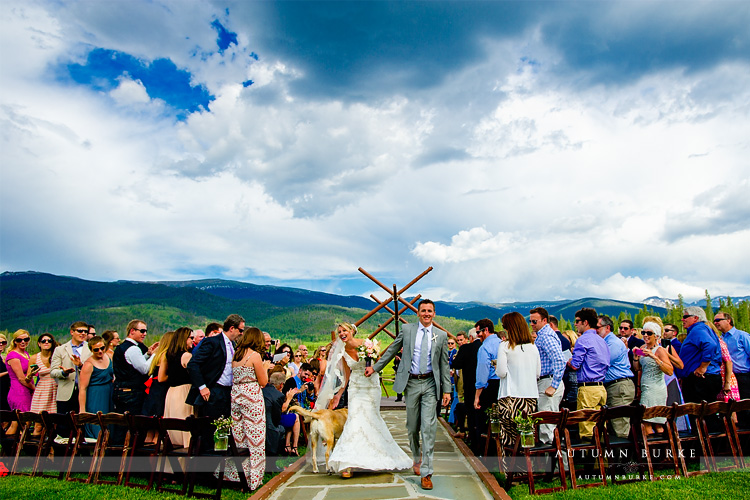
[141,331,173,420]
[290,350,303,376]
[223,327,269,489]
[633,322,673,434]
[0,334,10,413]
[263,372,287,463]
[159,328,194,447]
[113,319,159,419]
[496,312,541,450]
[30,333,59,434]
[102,330,120,358]
[50,321,92,438]
[6,330,36,435]
[79,336,114,439]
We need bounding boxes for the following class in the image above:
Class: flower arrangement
[358,338,380,367]
[211,416,233,435]
[513,410,542,432]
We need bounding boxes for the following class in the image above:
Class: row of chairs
[0,409,251,499]
[490,399,750,495]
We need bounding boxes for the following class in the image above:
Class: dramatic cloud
[1,0,749,305]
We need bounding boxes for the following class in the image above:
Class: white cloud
[110,75,151,105]
[2,1,750,306]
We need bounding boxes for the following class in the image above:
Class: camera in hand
[303,379,315,392]
[661,338,671,349]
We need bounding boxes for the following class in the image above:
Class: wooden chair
[728,398,750,468]
[600,404,646,484]
[91,412,132,485]
[39,411,77,479]
[0,409,21,458]
[122,414,162,490]
[157,415,227,498]
[502,409,569,495]
[640,405,680,479]
[11,411,47,476]
[698,401,741,472]
[562,409,607,489]
[671,402,710,477]
[65,412,103,482]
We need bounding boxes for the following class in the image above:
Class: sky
[1,0,749,305]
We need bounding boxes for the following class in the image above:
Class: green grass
[504,469,749,499]
[0,451,303,500]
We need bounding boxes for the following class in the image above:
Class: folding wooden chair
[502,409,569,495]
[65,412,103,482]
[699,401,741,472]
[0,409,21,458]
[157,415,221,497]
[562,408,607,489]
[122,414,162,490]
[39,411,77,479]
[671,402,710,477]
[728,398,750,468]
[11,411,47,475]
[600,404,645,484]
[640,405,680,479]
[91,412,132,485]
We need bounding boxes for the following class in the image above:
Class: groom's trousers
[404,376,438,477]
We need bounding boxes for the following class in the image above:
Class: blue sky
[1,0,749,304]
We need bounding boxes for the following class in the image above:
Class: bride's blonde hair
[338,322,357,336]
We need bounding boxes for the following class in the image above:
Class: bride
[316,322,412,478]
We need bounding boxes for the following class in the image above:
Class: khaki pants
[605,379,635,438]
[576,385,607,438]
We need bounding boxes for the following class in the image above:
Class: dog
[289,405,348,473]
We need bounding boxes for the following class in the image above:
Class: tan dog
[290,405,348,473]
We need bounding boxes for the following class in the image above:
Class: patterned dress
[30,353,57,413]
[225,364,265,489]
[718,338,740,402]
[640,346,668,424]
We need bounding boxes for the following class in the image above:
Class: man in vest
[113,319,159,420]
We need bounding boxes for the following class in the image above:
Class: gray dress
[640,346,667,424]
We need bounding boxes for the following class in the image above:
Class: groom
[365,299,451,490]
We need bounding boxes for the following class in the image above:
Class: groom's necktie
[419,328,430,374]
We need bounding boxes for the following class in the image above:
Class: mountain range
[3,271,744,337]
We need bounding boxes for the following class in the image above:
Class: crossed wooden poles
[355,266,448,340]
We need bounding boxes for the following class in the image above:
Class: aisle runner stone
[267,408,493,500]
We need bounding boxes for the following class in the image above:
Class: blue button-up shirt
[675,322,722,378]
[722,327,750,374]
[535,324,566,389]
[569,329,610,383]
[602,332,634,382]
[475,334,501,389]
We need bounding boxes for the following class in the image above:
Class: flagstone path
[264,406,497,500]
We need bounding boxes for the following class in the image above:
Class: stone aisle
[265,408,494,500]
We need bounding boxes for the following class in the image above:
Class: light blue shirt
[723,327,750,374]
[410,324,433,374]
[475,334,501,389]
[602,332,634,382]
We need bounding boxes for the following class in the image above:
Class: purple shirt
[569,329,610,383]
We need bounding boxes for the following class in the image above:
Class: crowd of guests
[447,306,749,457]
[0,316,332,490]
[2,304,748,481]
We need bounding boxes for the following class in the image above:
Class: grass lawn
[3,466,747,499]
[0,451,303,500]
[505,469,749,499]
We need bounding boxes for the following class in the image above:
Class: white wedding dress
[327,352,412,472]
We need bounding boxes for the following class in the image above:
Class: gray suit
[374,322,450,478]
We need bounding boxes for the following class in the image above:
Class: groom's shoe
[421,475,433,490]
[413,462,421,476]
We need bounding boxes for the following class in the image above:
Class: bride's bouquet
[358,338,380,367]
